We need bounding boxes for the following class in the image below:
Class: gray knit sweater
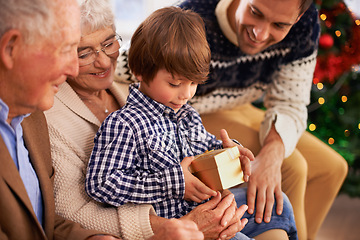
[45,80,156,240]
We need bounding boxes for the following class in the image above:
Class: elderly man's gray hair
[0,0,55,43]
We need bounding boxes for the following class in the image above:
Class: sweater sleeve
[119,203,157,240]
[47,121,155,240]
[260,51,317,157]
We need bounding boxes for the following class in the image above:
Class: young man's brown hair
[128,6,210,84]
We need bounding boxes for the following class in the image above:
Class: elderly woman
[44,0,297,240]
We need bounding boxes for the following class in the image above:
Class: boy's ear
[135,74,143,82]
[0,29,22,69]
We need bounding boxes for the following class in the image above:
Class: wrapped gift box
[189,146,244,191]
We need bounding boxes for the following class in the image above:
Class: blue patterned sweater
[177,0,320,94]
[115,0,320,157]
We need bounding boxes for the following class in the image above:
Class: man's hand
[148,218,204,240]
[246,124,284,223]
[220,129,254,182]
[181,156,217,202]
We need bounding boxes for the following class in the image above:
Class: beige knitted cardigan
[44,80,156,240]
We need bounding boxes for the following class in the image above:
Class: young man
[172,0,348,239]
[87,7,298,240]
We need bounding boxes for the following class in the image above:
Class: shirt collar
[127,83,194,121]
[0,98,30,128]
[215,0,239,46]
[0,98,9,123]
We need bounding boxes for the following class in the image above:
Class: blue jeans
[231,231,254,240]
[230,187,298,240]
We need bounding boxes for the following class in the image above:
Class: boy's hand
[220,129,254,182]
[181,156,217,202]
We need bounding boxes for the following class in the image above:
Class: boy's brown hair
[128,6,210,84]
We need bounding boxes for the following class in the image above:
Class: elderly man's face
[10,0,81,115]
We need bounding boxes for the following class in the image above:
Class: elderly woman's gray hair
[0,0,56,43]
[77,0,115,34]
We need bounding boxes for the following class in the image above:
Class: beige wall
[114,0,177,42]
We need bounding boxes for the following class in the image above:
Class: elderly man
[0,0,113,238]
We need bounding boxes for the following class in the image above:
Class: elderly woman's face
[69,26,119,92]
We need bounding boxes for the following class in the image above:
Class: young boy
[85,6,254,219]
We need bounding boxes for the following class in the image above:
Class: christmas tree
[310,0,360,196]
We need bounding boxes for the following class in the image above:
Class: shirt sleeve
[186,107,224,154]
[85,115,185,207]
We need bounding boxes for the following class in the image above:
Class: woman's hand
[148,218,204,240]
[217,190,248,240]
[181,192,248,239]
[218,204,248,240]
[181,156,217,202]
[220,129,254,182]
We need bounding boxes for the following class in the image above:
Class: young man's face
[138,69,198,113]
[234,0,302,55]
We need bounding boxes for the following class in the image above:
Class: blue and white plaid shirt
[86,84,223,218]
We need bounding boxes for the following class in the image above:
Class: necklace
[79,90,110,114]
[103,91,109,114]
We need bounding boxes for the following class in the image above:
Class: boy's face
[138,69,198,113]
[233,0,302,55]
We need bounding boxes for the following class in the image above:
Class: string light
[335,30,341,37]
[355,19,360,26]
[341,95,348,102]
[318,97,325,105]
[309,124,316,131]
[344,130,350,137]
[317,82,324,90]
[320,14,327,21]
[328,138,335,145]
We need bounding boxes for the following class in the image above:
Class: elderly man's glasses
[78,34,122,67]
